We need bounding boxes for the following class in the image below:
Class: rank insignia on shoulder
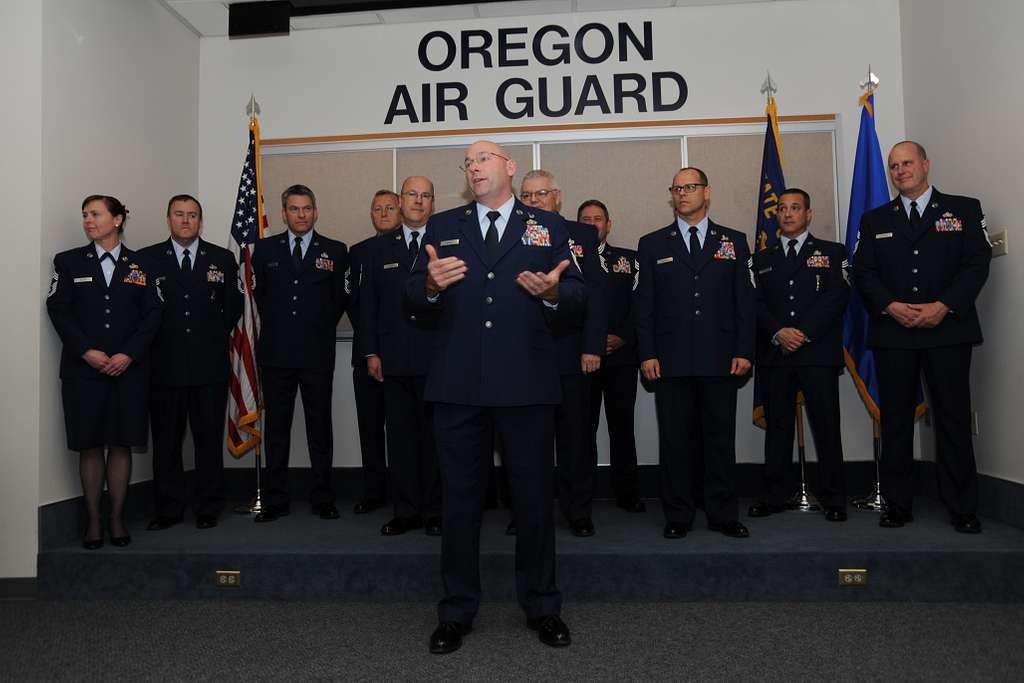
[656,256,673,265]
[935,216,963,232]
[806,255,830,268]
[440,238,460,247]
[612,255,632,274]
[124,269,147,286]
[522,220,551,247]
[315,257,335,271]
[207,268,225,283]
[713,241,736,260]
[48,271,59,297]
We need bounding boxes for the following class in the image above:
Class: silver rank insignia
[47,270,58,298]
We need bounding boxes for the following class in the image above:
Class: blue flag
[842,92,925,422]
[752,95,785,428]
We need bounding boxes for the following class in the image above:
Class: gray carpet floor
[1,600,1022,681]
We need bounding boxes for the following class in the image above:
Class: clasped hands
[424,243,568,303]
[885,301,949,328]
[82,350,133,376]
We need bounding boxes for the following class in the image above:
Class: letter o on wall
[574,23,614,64]
[419,31,457,72]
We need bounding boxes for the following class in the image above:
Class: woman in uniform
[47,195,162,549]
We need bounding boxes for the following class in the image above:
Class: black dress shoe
[506,520,517,536]
[352,498,386,514]
[824,507,848,522]
[196,515,218,529]
[146,516,183,531]
[616,495,647,513]
[571,518,595,537]
[82,537,103,550]
[663,523,688,539]
[527,615,571,647]
[953,513,982,534]
[381,515,423,536]
[429,621,470,655]
[425,516,442,536]
[747,501,785,518]
[709,520,750,538]
[879,510,913,528]
[313,503,340,520]
[110,534,132,547]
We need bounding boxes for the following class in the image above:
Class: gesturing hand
[516,259,570,302]
[425,244,467,296]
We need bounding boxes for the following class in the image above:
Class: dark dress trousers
[360,229,440,519]
[589,243,642,501]
[853,190,991,518]
[405,201,585,626]
[137,238,242,519]
[634,221,756,528]
[551,220,607,523]
[47,245,163,450]
[348,235,388,502]
[252,230,350,511]
[753,234,849,509]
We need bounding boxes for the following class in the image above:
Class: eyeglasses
[372,206,398,215]
[520,189,559,201]
[402,190,434,201]
[459,152,510,172]
[668,183,708,195]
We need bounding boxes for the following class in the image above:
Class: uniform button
[410,314,417,321]
[789,295,795,301]
[487,272,495,280]
[292,310,297,315]
[186,328,191,334]
[693,275,699,281]
[695,310,701,316]
[104,308,111,314]
[484,320,493,328]
[912,286,919,293]
[294,279,299,285]
[913,249,919,255]
[293,295,298,301]
[184,311,190,316]
[789,280,794,286]
[694,292,700,298]
[790,311,796,317]
[912,268,918,274]
[184,294,189,300]
[104,294,110,301]
[485,296,493,304]
[104,323,110,329]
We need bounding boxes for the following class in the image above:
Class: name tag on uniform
[440,239,460,247]
[875,232,894,239]
[73,276,93,283]
[267,261,280,268]
[383,262,400,270]
[656,256,673,265]
[758,266,772,274]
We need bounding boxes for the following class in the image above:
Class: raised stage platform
[37,497,1024,602]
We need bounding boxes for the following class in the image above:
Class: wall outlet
[215,570,241,588]
[990,229,1008,257]
[838,568,868,587]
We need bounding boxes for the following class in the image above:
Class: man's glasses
[402,191,434,201]
[520,189,559,201]
[668,183,708,195]
[459,152,510,172]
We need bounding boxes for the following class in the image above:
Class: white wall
[0,0,44,580]
[900,0,1024,484]
[38,0,200,505]
[197,0,906,469]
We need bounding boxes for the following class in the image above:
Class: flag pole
[846,66,887,512]
[233,94,266,516]
[787,401,822,512]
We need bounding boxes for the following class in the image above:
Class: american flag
[226,119,265,457]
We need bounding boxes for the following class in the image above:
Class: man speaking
[406,140,585,654]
